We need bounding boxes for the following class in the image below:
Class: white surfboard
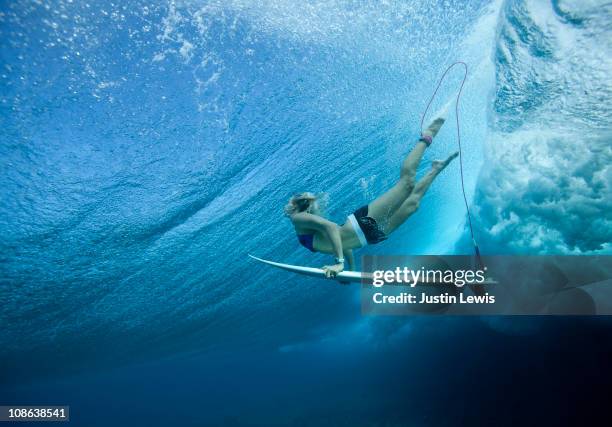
[249,254,499,286]
[248,254,372,284]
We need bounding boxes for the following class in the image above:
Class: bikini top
[297,234,316,252]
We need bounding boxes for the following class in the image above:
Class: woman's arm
[291,213,344,277]
[324,222,343,261]
[344,249,355,271]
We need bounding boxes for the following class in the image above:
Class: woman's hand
[323,262,344,278]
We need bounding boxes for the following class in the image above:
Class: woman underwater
[285,117,458,278]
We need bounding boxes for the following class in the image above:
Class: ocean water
[1,1,611,426]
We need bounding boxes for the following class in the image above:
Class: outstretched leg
[384,151,459,235]
[367,118,446,224]
[400,118,445,179]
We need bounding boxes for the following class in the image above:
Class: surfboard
[249,254,499,286]
[248,254,372,284]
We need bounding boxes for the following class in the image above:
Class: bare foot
[432,151,459,172]
[422,117,445,138]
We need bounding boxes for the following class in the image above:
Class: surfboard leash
[419,61,485,270]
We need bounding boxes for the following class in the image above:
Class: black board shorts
[348,205,388,246]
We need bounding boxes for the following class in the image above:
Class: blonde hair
[284,192,318,216]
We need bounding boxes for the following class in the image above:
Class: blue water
[1,0,611,425]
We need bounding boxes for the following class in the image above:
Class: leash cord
[419,62,483,266]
